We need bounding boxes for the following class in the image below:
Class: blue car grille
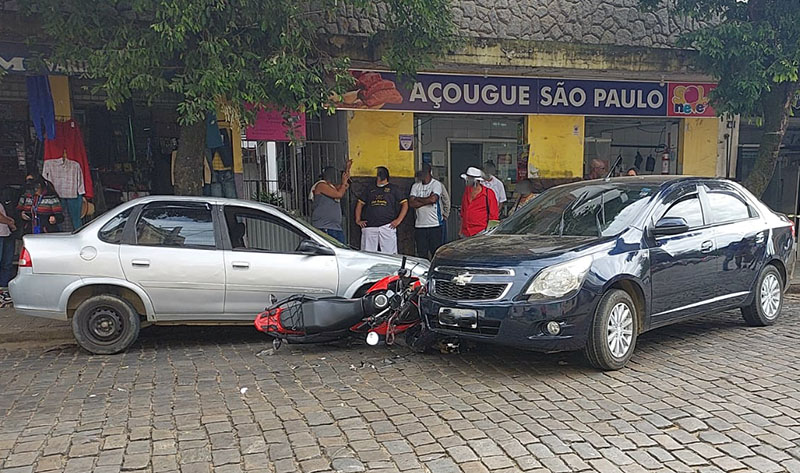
[432,280,508,301]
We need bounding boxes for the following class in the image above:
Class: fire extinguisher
[660,149,670,175]
[661,133,671,175]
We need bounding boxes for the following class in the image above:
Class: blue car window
[663,195,704,228]
[707,192,752,224]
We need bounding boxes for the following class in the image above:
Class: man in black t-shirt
[355,166,408,254]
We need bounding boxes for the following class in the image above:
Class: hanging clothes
[43,158,85,199]
[645,154,656,173]
[25,76,56,141]
[206,111,224,149]
[634,151,643,170]
[43,120,94,198]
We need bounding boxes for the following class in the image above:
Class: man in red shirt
[459,167,499,238]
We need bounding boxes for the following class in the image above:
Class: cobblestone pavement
[1,299,800,473]
[0,307,71,346]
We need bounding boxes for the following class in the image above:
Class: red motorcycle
[255,257,435,352]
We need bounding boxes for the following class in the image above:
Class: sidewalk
[0,306,73,345]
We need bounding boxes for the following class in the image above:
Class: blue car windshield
[496,182,656,237]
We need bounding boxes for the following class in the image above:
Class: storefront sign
[334,70,717,118]
[667,82,716,117]
[0,42,85,74]
[0,42,36,73]
[245,107,306,141]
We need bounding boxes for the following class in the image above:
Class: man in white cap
[459,167,499,238]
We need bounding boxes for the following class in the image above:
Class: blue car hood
[434,233,605,268]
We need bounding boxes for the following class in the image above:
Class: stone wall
[326,0,699,49]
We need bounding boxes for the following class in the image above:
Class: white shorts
[361,224,398,254]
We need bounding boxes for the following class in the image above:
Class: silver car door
[221,206,338,319]
[120,202,225,320]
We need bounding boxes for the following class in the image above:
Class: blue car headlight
[525,255,593,300]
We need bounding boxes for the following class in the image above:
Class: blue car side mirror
[652,217,690,237]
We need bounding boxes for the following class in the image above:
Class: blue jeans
[0,236,14,288]
[209,170,237,198]
[323,228,346,244]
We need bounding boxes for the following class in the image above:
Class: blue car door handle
[700,240,714,253]
[755,232,766,244]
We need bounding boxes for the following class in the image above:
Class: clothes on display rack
[61,197,82,232]
[43,158,85,198]
[43,157,85,230]
[204,123,237,198]
[25,76,56,141]
[206,111,224,149]
[205,127,233,169]
[43,120,94,198]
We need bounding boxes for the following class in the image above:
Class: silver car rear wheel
[72,295,141,355]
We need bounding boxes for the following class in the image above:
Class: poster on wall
[517,144,531,180]
[399,134,414,151]
[331,70,717,119]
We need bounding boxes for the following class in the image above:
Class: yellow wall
[527,115,584,179]
[347,110,414,178]
[679,118,718,176]
[48,75,71,118]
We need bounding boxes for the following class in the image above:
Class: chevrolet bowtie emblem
[452,273,473,286]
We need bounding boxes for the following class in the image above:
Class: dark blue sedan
[421,176,796,370]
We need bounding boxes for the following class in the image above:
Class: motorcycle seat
[300,298,366,334]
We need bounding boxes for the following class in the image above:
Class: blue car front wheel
[584,289,639,371]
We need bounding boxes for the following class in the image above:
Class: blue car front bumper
[420,290,600,353]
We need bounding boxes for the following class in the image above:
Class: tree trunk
[173,120,206,196]
[743,82,798,197]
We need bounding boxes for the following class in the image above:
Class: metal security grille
[242,140,348,218]
[432,280,509,301]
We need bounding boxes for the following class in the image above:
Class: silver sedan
[10,197,428,354]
